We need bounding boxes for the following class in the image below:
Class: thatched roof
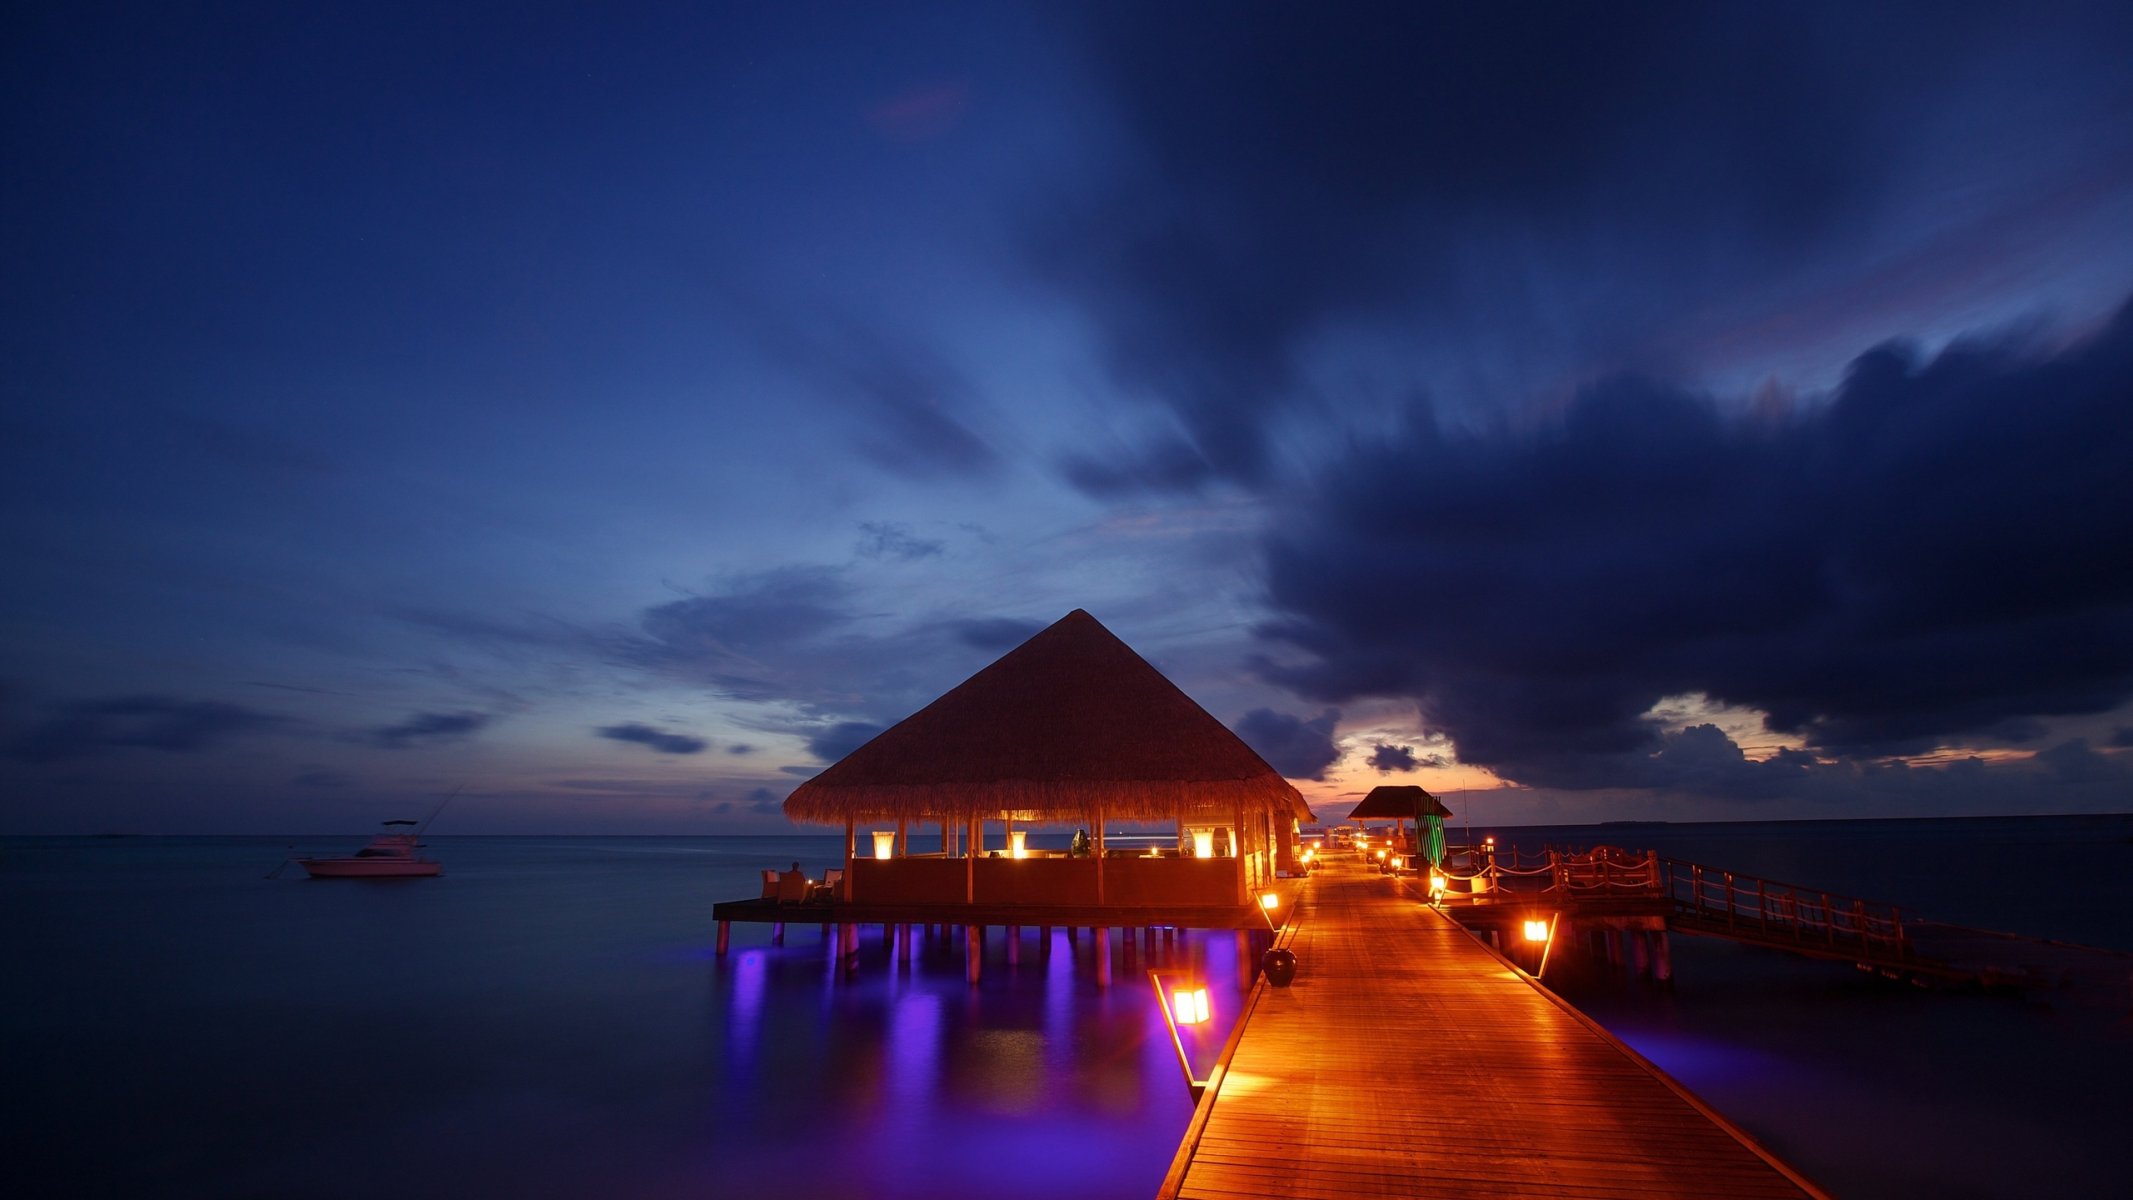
[785,609,1312,825]
[1348,785,1452,821]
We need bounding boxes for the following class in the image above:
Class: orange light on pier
[1193,830,1215,858]
[871,830,895,860]
[1428,872,1447,899]
[1172,986,1211,1025]
[1009,830,1028,859]
[1259,891,1280,911]
[1523,919,1550,942]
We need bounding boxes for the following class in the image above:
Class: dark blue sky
[6,1,2132,832]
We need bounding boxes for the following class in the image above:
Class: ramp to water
[1160,860,1826,1200]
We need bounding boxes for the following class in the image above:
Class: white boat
[298,821,443,878]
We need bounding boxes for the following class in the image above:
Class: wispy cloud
[598,722,708,755]
[363,711,492,749]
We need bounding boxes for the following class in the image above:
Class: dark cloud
[7,696,285,763]
[1233,707,1341,781]
[598,722,708,755]
[1034,2,2133,495]
[726,743,758,756]
[1367,743,1419,774]
[364,711,491,749]
[1259,300,2133,792]
[746,309,999,481]
[855,521,944,561]
[619,567,1027,724]
[2111,727,2133,749]
[745,786,781,814]
[624,566,858,702]
[806,721,884,764]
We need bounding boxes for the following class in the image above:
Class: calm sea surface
[5,816,2129,1199]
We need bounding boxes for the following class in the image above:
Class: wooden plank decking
[1160,859,1828,1200]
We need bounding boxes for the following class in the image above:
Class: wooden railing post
[1724,873,1736,932]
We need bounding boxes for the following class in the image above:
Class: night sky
[6,2,2132,833]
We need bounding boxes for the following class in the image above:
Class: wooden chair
[812,867,844,903]
[759,869,779,899]
[775,870,811,904]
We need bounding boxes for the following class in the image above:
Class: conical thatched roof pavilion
[783,609,1311,911]
[787,608,1309,825]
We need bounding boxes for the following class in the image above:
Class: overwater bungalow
[786,608,1313,910]
[713,610,1314,968]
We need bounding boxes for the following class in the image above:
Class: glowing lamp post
[871,830,896,860]
[1429,871,1447,901]
[1009,830,1028,859]
[1151,970,1214,1099]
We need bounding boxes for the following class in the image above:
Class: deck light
[871,830,895,860]
[1429,872,1447,899]
[1523,919,1550,943]
[1009,830,1028,859]
[1376,848,1389,862]
[1193,829,1215,859]
[1172,985,1211,1025]
[1259,891,1280,911]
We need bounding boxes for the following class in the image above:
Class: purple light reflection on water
[699,919,1224,1200]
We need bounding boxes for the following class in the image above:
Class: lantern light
[1172,986,1211,1025]
[1429,872,1447,898]
[1009,830,1028,860]
[871,830,895,860]
[1192,829,1215,859]
[1259,891,1280,911]
[1523,919,1550,943]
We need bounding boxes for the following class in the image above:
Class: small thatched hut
[785,609,1312,909]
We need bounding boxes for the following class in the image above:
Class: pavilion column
[942,818,952,856]
[1277,813,1296,875]
[965,813,977,904]
[896,816,907,858]
[1233,804,1249,904]
[843,816,856,901]
[1093,803,1106,906]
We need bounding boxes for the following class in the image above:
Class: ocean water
[5,817,2129,1199]
[2,834,1223,1200]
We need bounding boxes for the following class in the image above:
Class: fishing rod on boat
[414,782,464,841]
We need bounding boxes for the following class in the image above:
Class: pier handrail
[1433,847,1908,964]
[1659,858,1908,959]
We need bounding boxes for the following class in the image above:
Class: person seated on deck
[776,864,811,904]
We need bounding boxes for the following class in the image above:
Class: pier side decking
[1161,856,1827,1200]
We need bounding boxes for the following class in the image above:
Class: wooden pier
[1159,857,1828,1200]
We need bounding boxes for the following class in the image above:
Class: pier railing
[1660,859,1908,960]
[1432,845,1909,961]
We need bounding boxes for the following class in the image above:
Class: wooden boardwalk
[1160,858,1828,1200]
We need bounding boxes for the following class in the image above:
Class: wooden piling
[1096,927,1112,987]
[716,920,730,956]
